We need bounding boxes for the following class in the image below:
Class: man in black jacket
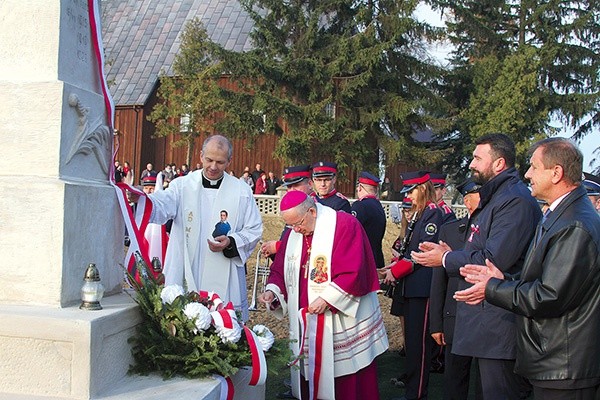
[413,133,541,399]
[456,138,600,400]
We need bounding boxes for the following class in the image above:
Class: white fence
[254,194,468,220]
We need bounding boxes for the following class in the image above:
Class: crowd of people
[119,159,287,196]
[122,133,600,400]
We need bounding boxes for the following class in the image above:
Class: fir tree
[430,0,599,175]
[147,19,227,166]
[213,0,450,175]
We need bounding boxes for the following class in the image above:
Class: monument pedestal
[0,294,140,399]
[0,294,264,400]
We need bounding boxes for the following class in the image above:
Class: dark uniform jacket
[445,168,541,359]
[314,190,352,213]
[486,185,600,383]
[429,216,468,343]
[400,203,444,298]
[351,196,386,268]
[438,200,457,225]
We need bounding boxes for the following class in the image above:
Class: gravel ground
[245,215,405,351]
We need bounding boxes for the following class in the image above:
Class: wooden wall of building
[112,76,419,197]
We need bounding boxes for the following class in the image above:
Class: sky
[414,3,600,172]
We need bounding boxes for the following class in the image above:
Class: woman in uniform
[381,171,443,400]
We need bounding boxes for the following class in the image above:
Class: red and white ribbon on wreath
[199,291,225,311]
[143,173,168,267]
[212,375,234,400]
[288,308,309,368]
[211,308,237,329]
[243,327,268,386]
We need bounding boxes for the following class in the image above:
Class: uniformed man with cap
[430,173,456,224]
[351,171,386,269]
[311,161,352,213]
[261,165,314,258]
[583,172,600,212]
[430,179,482,400]
[141,172,158,194]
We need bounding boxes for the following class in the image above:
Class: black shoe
[276,389,297,399]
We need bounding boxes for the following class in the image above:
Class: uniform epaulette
[336,192,348,200]
[441,204,453,214]
[427,202,438,210]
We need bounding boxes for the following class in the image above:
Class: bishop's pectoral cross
[302,246,311,279]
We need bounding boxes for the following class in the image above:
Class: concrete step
[0,367,263,400]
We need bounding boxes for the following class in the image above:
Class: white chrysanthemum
[215,321,242,344]
[183,302,212,332]
[160,284,185,304]
[252,324,275,352]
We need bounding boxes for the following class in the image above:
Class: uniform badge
[425,223,438,236]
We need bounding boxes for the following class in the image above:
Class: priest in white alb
[260,190,388,400]
[144,135,262,321]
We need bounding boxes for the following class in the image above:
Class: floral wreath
[126,254,290,393]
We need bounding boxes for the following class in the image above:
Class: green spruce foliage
[213,0,450,174]
[126,256,291,380]
[147,19,227,167]
[430,0,599,177]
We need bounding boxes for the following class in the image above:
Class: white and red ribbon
[291,308,334,400]
[307,312,326,400]
[199,291,225,311]
[243,327,267,386]
[114,182,155,282]
[213,375,234,400]
[288,308,309,368]
[143,173,168,266]
[88,0,160,282]
[87,0,116,182]
[211,308,237,329]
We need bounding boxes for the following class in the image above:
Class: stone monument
[0,0,136,398]
[0,1,264,399]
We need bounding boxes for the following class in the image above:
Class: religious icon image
[212,209,231,238]
[309,255,329,283]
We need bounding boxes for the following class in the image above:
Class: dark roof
[102,0,254,106]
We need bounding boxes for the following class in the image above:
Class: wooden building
[102,0,423,197]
